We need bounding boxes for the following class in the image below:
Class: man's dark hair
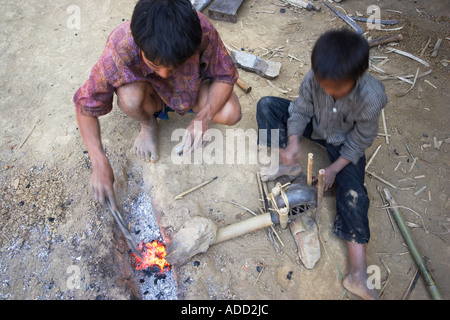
[311,29,369,81]
[131,0,202,67]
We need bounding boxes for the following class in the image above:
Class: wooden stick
[398,67,420,97]
[307,153,314,186]
[368,34,403,47]
[174,176,218,200]
[431,38,442,58]
[365,145,381,170]
[381,109,389,144]
[402,266,421,300]
[366,171,414,190]
[314,169,325,223]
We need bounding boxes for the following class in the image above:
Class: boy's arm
[340,87,387,166]
[280,71,316,165]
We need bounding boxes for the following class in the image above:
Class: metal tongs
[106,199,143,260]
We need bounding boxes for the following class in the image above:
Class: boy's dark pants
[257,96,370,244]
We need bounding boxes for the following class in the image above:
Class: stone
[208,0,244,23]
[165,216,217,266]
[230,50,282,79]
[190,0,212,12]
[289,212,321,269]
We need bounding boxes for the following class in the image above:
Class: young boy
[73,0,241,211]
[257,29,388,300]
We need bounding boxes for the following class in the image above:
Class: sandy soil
[0,0,449,300]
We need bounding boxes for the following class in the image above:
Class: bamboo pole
[307,153,314,186]
[383,188,442,300]
[214,212,274,244]
[314,169,325,224]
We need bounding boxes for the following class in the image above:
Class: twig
[267,79,289,94]
[379,205,426,231]
[365,145,381,170]
[404,143,419,169]
[19,119,40,149]
[387,48,430,67]
[224,200,258,216]
[402,266,420,300]
[254,265,265,285]
[381,109,389,144]
[424,79,437,89]
[366,171,414,190]
[174,176,218,200]
[379,258,391,297]
[397,67,419,97]
[431,39,442,57]
[420,37,431,57]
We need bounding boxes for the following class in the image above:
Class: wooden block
[208,0,244,23]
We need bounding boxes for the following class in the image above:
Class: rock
[165,216,217,266]
[289,212,321,269]
[190,0,211,12]
[208,0,244,23]
[230,50,282,79]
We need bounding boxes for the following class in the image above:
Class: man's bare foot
[343,273,381,300]
[133,117,159,162]
[260,164,302,182]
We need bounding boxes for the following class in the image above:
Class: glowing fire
[132,240,171,273]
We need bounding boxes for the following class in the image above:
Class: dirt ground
[0,0,449,301]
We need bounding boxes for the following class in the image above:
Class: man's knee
[215,93,241,126]
[116,81,148,112]
[227,99,242,125]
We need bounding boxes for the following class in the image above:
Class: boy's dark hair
[311,29,369,81]
[131,0,202,67]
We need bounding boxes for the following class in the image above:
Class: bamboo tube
[279,207,289,229]
[307,153,314,186]
[236,77,252,93]
[215,212,274,244]
[383,188,442,300]
[315,169,325,223]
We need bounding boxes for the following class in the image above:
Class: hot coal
[126,192,177,300]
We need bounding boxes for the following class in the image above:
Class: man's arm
[76,112,117,210]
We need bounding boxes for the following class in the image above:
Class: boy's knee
[256,97,273,116]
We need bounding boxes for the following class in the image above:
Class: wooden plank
[208,0,244,23]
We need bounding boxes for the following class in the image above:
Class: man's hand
[279,135,301,166]
[181,115,211,155]
[91,155,117,210]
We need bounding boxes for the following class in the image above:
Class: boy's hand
[280,135,301,166]
[324,156,351,191]
[91,156,117,211]
[323,167,337,191]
